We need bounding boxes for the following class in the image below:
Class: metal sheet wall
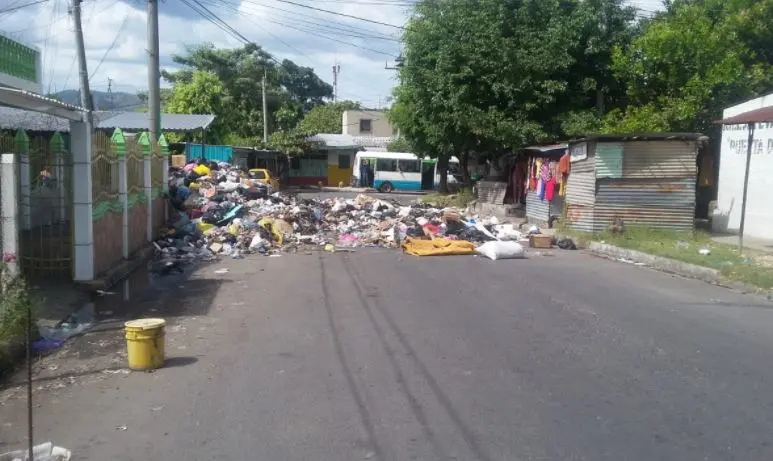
[525,191,550,222]
[477,180,508,205]
[566,169,596,206]
[622,141,698,178]
[566,204,596,233]
[594,178,696,230]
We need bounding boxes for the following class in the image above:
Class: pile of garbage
[153,160,537,267]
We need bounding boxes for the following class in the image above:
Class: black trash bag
[556,238,577,250]
[202,209,225,224]
[406,225,425,238]
[209,194,227,203]
[445,220,466,235]
[242,186,267,200]
[458,227,494,243]
[217,175,228,184]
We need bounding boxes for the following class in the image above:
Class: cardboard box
[529,235,552,249]
[171,154,186,168]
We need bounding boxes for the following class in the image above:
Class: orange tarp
[401,237,477,257]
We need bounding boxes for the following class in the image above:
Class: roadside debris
[0,442,71,461]
[150,159,564,266]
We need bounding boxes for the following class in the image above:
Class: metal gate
[16,131,73,280]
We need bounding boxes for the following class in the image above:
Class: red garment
[558,153,570,175]
[545,178,556,202]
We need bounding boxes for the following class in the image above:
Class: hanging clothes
[545,177,556,202]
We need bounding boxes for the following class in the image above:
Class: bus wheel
[379,182,394,193]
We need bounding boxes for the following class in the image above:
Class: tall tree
[391,0,637,191]
[604,0,773,133]
[298,101,360,134]
[166,71,232,142]
[162,43,333,139]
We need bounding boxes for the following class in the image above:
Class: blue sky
[1,0,665,108]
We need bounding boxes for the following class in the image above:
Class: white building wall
[342,110,394,137]
[714,92,773,238]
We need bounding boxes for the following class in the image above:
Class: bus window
[398,159,421,173]
[376,158,398,172]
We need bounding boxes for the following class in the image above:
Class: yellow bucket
[124,318,166,371]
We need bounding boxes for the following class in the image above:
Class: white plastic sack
[476,241,526,261]
[494,224,522,241]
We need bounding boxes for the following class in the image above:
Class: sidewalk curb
[587,242,722,284]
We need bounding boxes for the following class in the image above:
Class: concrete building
[342,110,395,137]
[713,92,773,239]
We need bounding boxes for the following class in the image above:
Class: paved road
[3,250,773,460]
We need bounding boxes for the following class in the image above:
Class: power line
[270,0,405,30]
[89,14,129,81]
[204,0,397,56]
[224,0,399,41]
[205,0,397,56]
[209,0,398,41]
[0,0,48,14]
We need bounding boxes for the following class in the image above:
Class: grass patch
[421,188,475,208]
[561,226,773,290]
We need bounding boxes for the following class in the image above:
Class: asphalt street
[3,250,773,460]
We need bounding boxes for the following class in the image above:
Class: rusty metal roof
[716,106,773,125]
[571,133,706,143]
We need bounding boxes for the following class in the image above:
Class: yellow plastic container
[124,318,166,371]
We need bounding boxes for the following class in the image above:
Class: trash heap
[153,160,542,267]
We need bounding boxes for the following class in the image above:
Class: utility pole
[107,77,114,109]
[147,0,161,141]
[71,0,93,111]
[332,63,340,102]
[262,69,268,143]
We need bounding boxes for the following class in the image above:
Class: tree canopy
[391,0,638,190]
[603,0,773,133]
[162,43,333,144]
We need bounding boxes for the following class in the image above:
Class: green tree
[297,101,360,134]
[386,137,413,152]
[166,70,232,142]
[605,0,773,133]
[391,0,636,191]
[162,43,333,139]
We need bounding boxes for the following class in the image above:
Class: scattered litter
[476,241,526,261]
[47,365,58,371]
[151,405,165,412]
[699,248,711,256]
[147,158,557,267]
[0,441,71,461]
[102,369,131,375]
[96,290,116,296]
[116,425,128,431]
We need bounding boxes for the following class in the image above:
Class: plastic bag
[476,241,525,261]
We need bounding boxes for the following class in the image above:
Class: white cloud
[1,0,402,105]
[1,0,662,106]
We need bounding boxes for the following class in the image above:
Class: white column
[118,155,128,259]
[18,152,31,230]
[70,119,94,281]
[144,155,152,241]
[0,153,20,277]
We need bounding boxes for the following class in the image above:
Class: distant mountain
[52,90,143,111]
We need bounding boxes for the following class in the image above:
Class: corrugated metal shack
[523,144,567,226]
[565,133,705,233]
